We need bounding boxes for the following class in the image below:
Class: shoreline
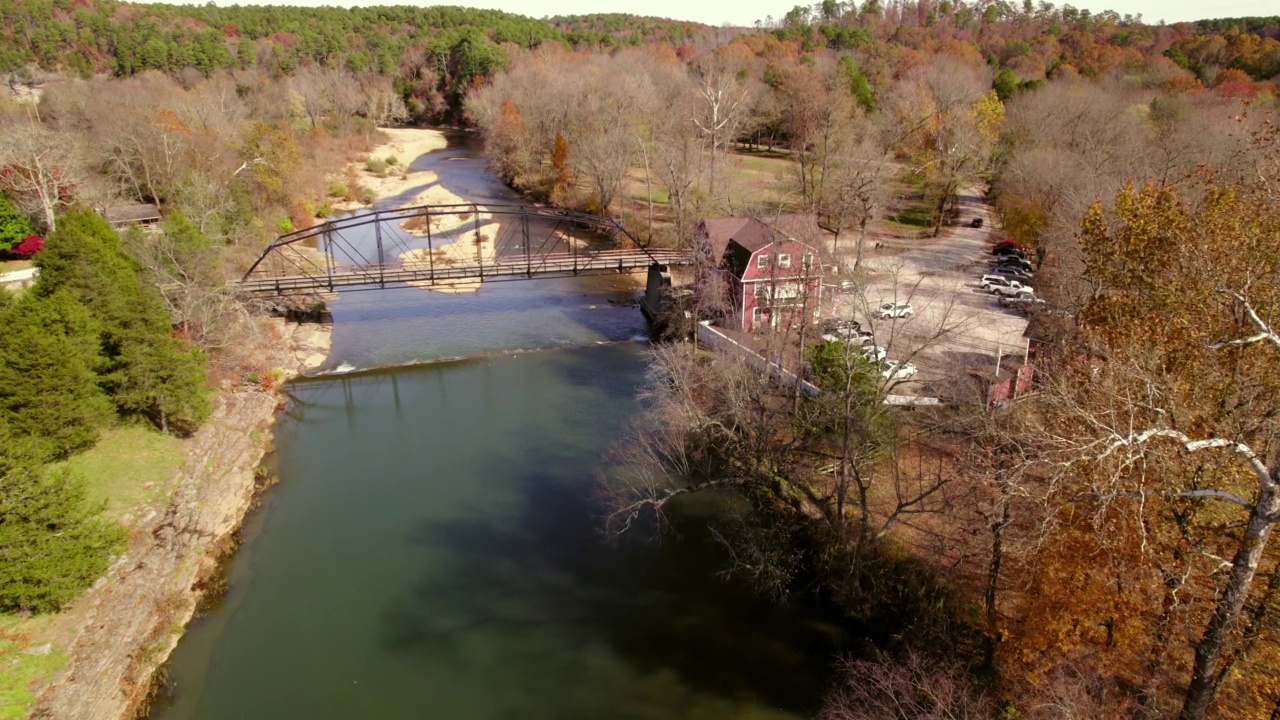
[28,127,450,719]
[28,319,332,720]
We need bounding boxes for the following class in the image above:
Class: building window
[773,282,801,300]
[758,254,769,268]
[752,307,763,324]
[802,253,813,269]
[754,283,768,298]
[778,253,791,269]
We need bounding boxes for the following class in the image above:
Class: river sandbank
[332,127,458,216]
[334,127,492,294]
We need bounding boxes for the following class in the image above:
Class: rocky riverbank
[29,321,330,720]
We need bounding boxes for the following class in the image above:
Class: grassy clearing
[633,187,670,204]
[57,423,186,523]
[0,616,66,720]
[882,175,937,231]
[0,425,188,717]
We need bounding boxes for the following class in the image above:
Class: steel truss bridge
[238,203,691,294]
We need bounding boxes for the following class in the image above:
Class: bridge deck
[238,249,691,294]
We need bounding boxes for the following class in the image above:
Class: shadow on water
[382,476,843,715]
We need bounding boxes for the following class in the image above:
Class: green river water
[150,131,846,719]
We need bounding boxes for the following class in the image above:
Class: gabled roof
[726,218,777,252]
[102,203,161,224]
[700,216,751,262]
[701,215,825,280]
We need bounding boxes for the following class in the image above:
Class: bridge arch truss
[238,203,688,294]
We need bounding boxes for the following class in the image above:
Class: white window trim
[778,253,791,269]
[757,254,769,268]
[802,253,813,269]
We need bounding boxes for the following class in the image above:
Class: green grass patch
[0,615,66,720]
[735,153,795,175]
[56,424,186,522]
[634,188,670,204]
[884,206,934,229]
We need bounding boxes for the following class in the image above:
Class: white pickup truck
[988,280,1034,298]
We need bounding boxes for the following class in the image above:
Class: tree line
[2,0,1276,126]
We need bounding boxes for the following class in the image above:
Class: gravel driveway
[833,185,1031,396]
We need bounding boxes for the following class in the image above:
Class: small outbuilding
[101,203,161,230]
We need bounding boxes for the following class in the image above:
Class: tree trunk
[855,217,868,271]
[1179,483,1280,720]
[983,469,1012,669]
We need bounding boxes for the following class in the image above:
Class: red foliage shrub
[14,235,43,257]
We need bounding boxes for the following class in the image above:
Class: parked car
[999,295,1046,307]
[990,266,1033,281]
[823,327,875,345]
[994,246,1028,259]
[980,274,1013,290]
[998,256,1033,271]
[881,360,918,381]
[989,281,1035,298]
[993,239,1025,252]
[861,344,888,362]
[876,301,914,319]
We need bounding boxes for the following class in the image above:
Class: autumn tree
[886,56,999,236]
[1027,165,1280,719]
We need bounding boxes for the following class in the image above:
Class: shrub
[14,235,44,257]
[0,196,35,253]
[0,461,126,613]
[364,158,388,176]
[327,179,348,198]
[385,155,399,166]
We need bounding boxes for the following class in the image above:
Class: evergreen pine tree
[34,209,210,435]
[0,459,125,613]
[0,289,112,460]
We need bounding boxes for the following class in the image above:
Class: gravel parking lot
[831,185,1032,396]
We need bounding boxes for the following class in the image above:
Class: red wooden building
[694,216,823,332]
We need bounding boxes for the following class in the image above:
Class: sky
[193,0,1279,28]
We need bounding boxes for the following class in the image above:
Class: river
[151,131,844,719]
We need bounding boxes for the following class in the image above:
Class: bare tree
[820,652,996,720]
[0,118,81,232]
[692,56,752,205]
[821,134,892,269]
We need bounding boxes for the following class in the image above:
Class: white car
[876,302,914,319]
[980,275,1013,290]
[881,360,917,381]
[860,344,888,362]
[826,326,874,345]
